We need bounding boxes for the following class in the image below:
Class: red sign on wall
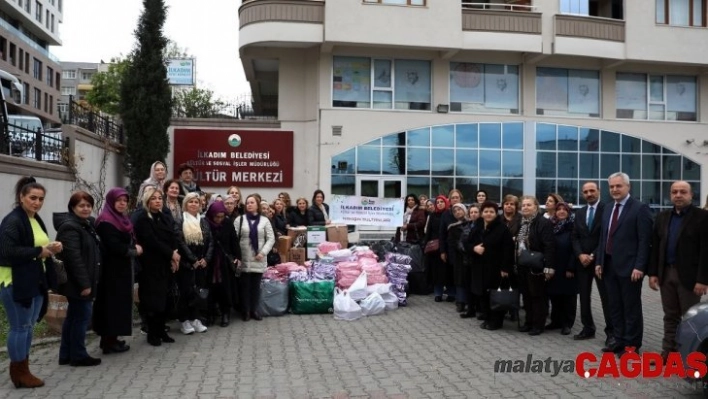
[173,129,294,188]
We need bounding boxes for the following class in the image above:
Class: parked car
[19,127,64,163]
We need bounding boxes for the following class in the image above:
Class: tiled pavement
[0,281,704,398]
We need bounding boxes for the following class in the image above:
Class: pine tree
[120,0,172,201]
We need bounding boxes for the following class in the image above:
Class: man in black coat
[596,172,653,355]
[648,181,708,359]
[571,182,613,345]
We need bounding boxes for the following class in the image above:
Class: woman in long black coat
[446,203,468,313]
[288,198,310,227]
[546,202,577,335]
[466,202,515,330]
[134,187,181,346]
[94,188,141,355]
[308,190,331,226]
[205,201,241,327]
[425,195,450,302]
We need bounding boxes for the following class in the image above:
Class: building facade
[0,0,62,125]
[57,61,110,118]
[236,0,708,210]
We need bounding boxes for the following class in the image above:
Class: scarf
[206,201,227,231]
[167,199,181,223]
[434,195,450,214]
[552,211,575,234]
[246,212,260,255]
[182,211,203,246]
[319,203,329,220]
[516,211,538,253]
[95,188,133,235]
[182,181,197,192]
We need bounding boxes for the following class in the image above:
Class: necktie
[587,206,595,230]
[606,203,621,254]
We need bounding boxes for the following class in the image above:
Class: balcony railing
[239,0,325,29]
[461,2,536,12]
[462,4,542,34]
[0,18,61,63]
[555,14,625,42]
[61,96,124,144]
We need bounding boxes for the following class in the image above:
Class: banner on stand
[329,195,404,227]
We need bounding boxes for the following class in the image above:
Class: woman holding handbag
[515,195,556,336]
[447,203,469,313]
[466,202,515,330]
[545,202,578,335]
[397,194,426,243]
[205,201,241,327]
[425,195,450,302]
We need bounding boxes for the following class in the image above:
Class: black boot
[455,303,466,313]
[220,314,230,327]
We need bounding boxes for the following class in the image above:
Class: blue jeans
[59,298,93,361]
[0,285,43,362]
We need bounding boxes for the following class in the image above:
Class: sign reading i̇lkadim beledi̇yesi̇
[173,129,294,188]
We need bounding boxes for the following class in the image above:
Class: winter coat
[134,211,179,313]
[0,207,56,318]
[176,218,214,272]
[308,203,330,226]
[234,214,276,274]
[466,218,514,296]
[438,209,457,255]
[522,213,557,272]
[208,218,241,307]
[54,212,102,300]
[273,213,288,237]
[396,207,427,243]
[288,209,310,227]
[94,222,138,336]
[447,220,467,286]
[547,224,578,296]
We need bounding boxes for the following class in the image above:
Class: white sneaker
[191,319,207,333]
[180,320,195,335]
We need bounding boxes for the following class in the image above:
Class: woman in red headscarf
[424,195,450,302]
[94,188,143,355]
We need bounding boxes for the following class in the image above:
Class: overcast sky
[51,0,250,101]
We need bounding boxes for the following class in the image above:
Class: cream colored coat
[234,214,276,273]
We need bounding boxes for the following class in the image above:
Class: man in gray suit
[595,172,653,355]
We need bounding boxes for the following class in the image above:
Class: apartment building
[58,61,109,117]
[0,0,62,125]
[234,0,708,210]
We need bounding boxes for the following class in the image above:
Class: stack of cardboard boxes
[280,225,350,265]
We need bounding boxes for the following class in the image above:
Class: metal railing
[0,18,61,64]
[461,1,536,12]
[0,123,67,164]
[235,94,278,120]
[61,96,124,143]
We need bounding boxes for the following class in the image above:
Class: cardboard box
[326,225,349,249]
[277,236,292,262]
[288,227,307,247]
[306,244,319,260]
[307,226,327,244]
[289,247,306,265]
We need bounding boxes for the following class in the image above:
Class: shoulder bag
[517,245,545,272]
[424,239,439,254]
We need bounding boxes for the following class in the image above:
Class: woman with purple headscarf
[93,188,143,354]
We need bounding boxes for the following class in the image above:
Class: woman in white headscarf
[137,161,167,205]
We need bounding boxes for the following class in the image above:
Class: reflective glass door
[355,176,405,231]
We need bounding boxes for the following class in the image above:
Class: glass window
[537,153,556,178]
[455,124,478,148]
[383,147,406,174]
[557,125,578,151]
[579,153,599,178]
[642,155,662,180]
[618,73,698,121]
[407,177,430,198]
[450,63,519,114]
[382,132,405,146]
[503,179,523,198]
[536,180,556,201]
[407,127,429,146]
[621,154,641,179]
[331,176,355,195]
[536,123,556,150]
[479,179,501,202]
[601,131,620,152]
[560,0,590,14]
[683,158,700,181]
[558,153,578,178]
[394,59,431,110]
[432,149,454,176]
[431,125,454,147]
[407,148,430,174]
[455,149,478,176]
[663,155,681,180]
[455,177,479,201]
[333,56,371,108]
[332,148,355,174]
[579,128,600,151]
[600,154,620,179]
[502,151,523,177]
[642,181,662,206]
[502,122,523,149]
[622,136,641,153]
[479,123,501,149]
[364,0,426,5]
[479,151,501,177]
[656,0,705,26]
[666,76,697,121]
[431,177,454,197]
[357,146,381,174]
[536,67,600,117]
[557,180,578,204]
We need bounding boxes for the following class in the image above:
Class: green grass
[0,301,58,349]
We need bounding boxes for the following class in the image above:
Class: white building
[231,0,708,209]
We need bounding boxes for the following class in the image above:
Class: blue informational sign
[167,58,194,85]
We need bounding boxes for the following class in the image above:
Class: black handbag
[489,281,519,312]
[267,250,281,266]
[518,249,545,272]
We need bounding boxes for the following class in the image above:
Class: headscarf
[451,203,468,220]
[137,161,167,201]
[434,195,450,214]
[206,201,227,231]
[552,202,575,234]
[95,188,133,234]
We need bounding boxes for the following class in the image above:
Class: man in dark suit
[571,182,613,344]
[648,181,708,359]
[595,172,653,355]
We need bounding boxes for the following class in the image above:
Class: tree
[172,87,225,118]
[85,56,131,115]
[120,0,172,201]
[165,39,190,58]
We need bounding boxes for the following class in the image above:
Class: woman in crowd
[546,202,577,335]
[227,186,245,216]
[176,163,201,200]
[288,197,310,227]
[460,203,481,319]
[425,195,450,302]
[438,189,463,302]
[205,201,241,327]
[516,195,556,336]
[308,190,331,226]
[398,194,426,243]
[137,161,167,203]
[418,194,428,207]
[272,198,288,237]
[163,179,183,224]
[467,202,514,330]
[134,187,181,346]
[425,199,435,214]
[223,195,238,220]
[447,203,468,312]
[94,188,141,355]
[476,190,488,204]
[176,193,213,335]
[543,193,564,219]
[55,191,102,367]
[278,192,296,215]
[0,177,59,388]
[235,194,275,321]
[501,195,521,237]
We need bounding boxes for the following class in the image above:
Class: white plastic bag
[381,291,399,311]
[360,292,386,316]
[366,283,392,295]
[333,288,363,321]
[349,271,368,301]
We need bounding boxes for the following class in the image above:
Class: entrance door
[355,176,405,231]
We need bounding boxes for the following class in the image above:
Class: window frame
[448,62,521,115]
[656,0,707,27]
[61,86,75,96]
[615,72,698,121]
[535,66,602,118]
[62,70,76,79]
[35,1,42,22]
[362,0,426,6]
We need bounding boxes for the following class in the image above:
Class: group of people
[402,173,708,361]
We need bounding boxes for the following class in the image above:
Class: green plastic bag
[289,280,335,314]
